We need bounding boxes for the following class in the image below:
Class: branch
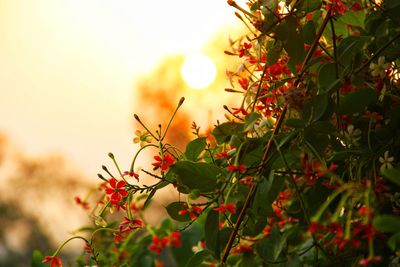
[220,9,333,264]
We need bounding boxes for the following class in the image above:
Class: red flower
[216,151,229,159]
[351,2,362,12]
[123,170,139,181]
[42,256,62,267]
[179,204,203,220]
[227,165,247,172]
[308,222,324,234]
[168,231,181,247]
[119,217,143,234]
[262,225,272,238]
[238,42,252,57]
[359,256,382,266]
[74,196,89,210]
[214,203,236,214]
[232,107,248,116]
[326,0,348,15]
[232,243,253,254]
[238,78,248,90]
[152,154,175,171]
[113,232,125,244]
[240,176,253,187]
[105,178,128,205]
[149,236,169,254]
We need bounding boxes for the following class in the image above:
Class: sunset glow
[181,53,217,89]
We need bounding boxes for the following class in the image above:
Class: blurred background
[0,0,247,265]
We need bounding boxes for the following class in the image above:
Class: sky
[0,0,245,179]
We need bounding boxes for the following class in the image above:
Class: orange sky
[0,0,245,178]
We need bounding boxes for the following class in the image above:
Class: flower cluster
[148,231,181,254]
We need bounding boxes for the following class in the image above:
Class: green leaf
[184,250,210,267]
[302,94,328,122]
[318,63,338,91]
[304,126,329,155]
[338,10,366,28]
[205,210,220,259]
[321,78,343,95]
[171,161,223,193]
[383,0,400,24]
[373,215,400,232]
[166,202,191,222]
[298,0,321,13]
[261,13,280,34]
[303,21,316,45]
[388,232,400,251]
[253,171,284,217]
[383,0,400,8]
[243,112,261,132]
[31,250,46,267]
[339,89,378,114]
[266,44,281,66]
[256,226,287,262]
[143,181,169,210]
[285,118,305,128]
[212,122,243,144]
[240,137,265,167]
[337,36,370,66]
[172,223,204,267]
[382,168,400,186]
[311,121,336,134]
[283,16,304,66]
[185,137,207,161]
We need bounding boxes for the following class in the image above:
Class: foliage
[37,0,400,266]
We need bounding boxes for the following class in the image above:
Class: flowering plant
[34,0,400,266]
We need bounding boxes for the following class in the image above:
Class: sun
[181,53,217,90]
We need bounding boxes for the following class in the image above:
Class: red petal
[164,154,175,165]
[42,256,52,263]
[116,180,126,188]
[105,188,114,195]
[111,192,121,203]
[161,163,168,171]
[109,178,117,188]
[120,189,128,197]
[152,162,161,167]
[154,155,162,161]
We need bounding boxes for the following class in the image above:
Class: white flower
[344,124,362,147]
[370,56,390,79]
[379,150,394,172]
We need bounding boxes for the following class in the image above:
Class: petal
[105,188,114,195]
[117,180,126,188]
[109,178,117,188]
[111,192,121,202]
[164,154,175,165]
[120,189,128,197]
[42,256,53,263]
[161,163,168,171]
[152,162,161,167]
[154,155,162,161]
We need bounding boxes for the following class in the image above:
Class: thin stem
[52,236,89,257]
[134,114,159,141]
[355,32,400,74]
[129,143,158,173]
[273,137,310,224]
[251,61,269,112]
[160,97,185,141]
[295,9,332,87]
